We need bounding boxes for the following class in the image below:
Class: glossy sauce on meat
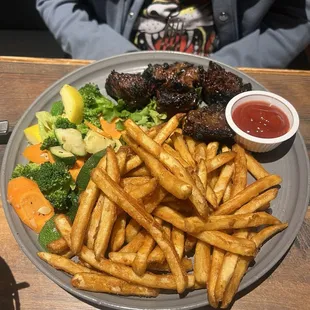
[232,101,290,138]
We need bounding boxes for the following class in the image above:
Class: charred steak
[202,61,252,105]
[156,89,199,118]
[142,62,203,90]
[105,71,153,111]
[182,105,234,142]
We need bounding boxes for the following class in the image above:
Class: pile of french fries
[38,113,288,308]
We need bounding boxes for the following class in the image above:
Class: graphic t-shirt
[131,0,219,56]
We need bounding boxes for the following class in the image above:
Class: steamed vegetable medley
[7,83,167,248]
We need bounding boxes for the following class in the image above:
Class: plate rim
[1,51,310,310]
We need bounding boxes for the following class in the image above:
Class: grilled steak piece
[156,89,199,118]
[143,62,204,90]
[182,105,234,142]
[105,70,153,111]
[202,62,252,105]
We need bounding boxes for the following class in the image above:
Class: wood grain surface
[0,57,309,310]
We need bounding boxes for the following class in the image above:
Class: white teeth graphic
[152,33,159,40]
[159,30,165,38]
[186,30,194,49]
[145,33,155,50]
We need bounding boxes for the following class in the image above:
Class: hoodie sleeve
[36,0,138,60]
[211,1,310,68]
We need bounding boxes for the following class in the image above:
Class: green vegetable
[78,83,166,129]
[49,146,76,167]
[76,149,106,190]
[50,101,64,116]
[66,191,79,222]
[76,122,89,137]
[38,215,61,251]
[55,128,87,157]
[84,130,116,154]
[11,163,39,179]
[36,111,56,140]
[79,83,111,128]
[12,161,75,212]
[55,117,77,129]
[40,133,59,150]
[126,99,167,128]
[38,192,79,251]
[115,120,125,131]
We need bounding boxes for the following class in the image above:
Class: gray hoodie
[36,0,310,68]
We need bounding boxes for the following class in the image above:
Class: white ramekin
[225,91,300,153]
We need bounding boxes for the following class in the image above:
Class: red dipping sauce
[232,101,290,139]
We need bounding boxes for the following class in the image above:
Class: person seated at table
[36,0,310,68]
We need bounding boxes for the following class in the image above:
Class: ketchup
[232,101,290,138]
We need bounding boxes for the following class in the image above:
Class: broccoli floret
[12,163,40,179]
[50,101,64,116]
[79,83,115,127]
[35,162,74,194]
[76,122,89,137]
[12,161,75,212]
[40,133,59,150]
[34,162,75,212]
[55,117,77,129]
[45,189,70,212]
[79,83,103,108]
[83,112,101,128]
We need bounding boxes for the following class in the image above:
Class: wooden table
[0,56,309,310]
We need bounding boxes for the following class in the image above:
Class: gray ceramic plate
[1,52,309,310]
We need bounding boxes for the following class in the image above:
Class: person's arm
[36,0,138,60]
[211,2,310,68]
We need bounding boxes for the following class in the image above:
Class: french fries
[208,247,225,308]
[37,120,288,307]
[213,161,234,204]
[70,156,106,254]
[123,134,192,201]
[46,237,69,255]
[171,132,196,167]
[94,148,120,259]
[221,225,288,308]
[163,143,190,167]
[123,114,184,174]
[215,230,249,302]
[245,152,269,179]
[132,231,156,276]
[38,252,95,275]
[171,226,185,258]
[206,152,236,173]
[110,212,127,252]
[124,120,209,218]
[72,272,160,297]
[91,167,188,294]
[153,205,257,256]
[185,136,197,156]
[86,195,104,249]
[79,246,195,290]
[108,252,193,272]
[194,241,211,285]
[214,174,282,215]
[125,178,158,199]
[125,186,166,243]
[230,144,247,198]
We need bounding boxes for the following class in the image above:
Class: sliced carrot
[100,117,122,139]
[7,177,55,233]
[69,158,85,181]
[23,143,55,164]
[84,120,112,139]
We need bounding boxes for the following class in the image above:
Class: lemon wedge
[24,124,42,144]
[60,84,84,124]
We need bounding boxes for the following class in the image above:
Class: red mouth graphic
[153,35,195,54]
